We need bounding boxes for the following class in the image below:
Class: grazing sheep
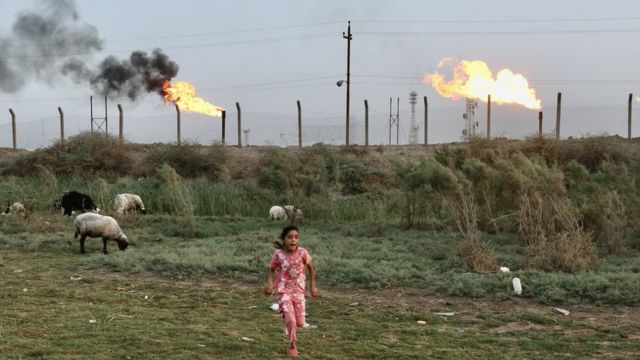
[283,205,303,221]
[114,193,146,214]
[2,202,26,216]
[73,213,129,254]
[269,206,287,220]
[60,191,100,216]
[269,205,303,221]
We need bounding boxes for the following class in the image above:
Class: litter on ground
[553,307,570,316]
[433,312,456,317]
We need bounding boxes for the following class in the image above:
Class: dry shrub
[529,230,598,273]
[520,191,598,272]
[443,188,498,273]
[456,238,499,273]
[594,191,627,255]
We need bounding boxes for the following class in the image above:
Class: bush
[2,132,135,178]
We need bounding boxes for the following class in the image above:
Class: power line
[359,28,640,36]
[199,75,342,91]
[103,21,345,43]
[353,17,640,24]
[0,33,337,59]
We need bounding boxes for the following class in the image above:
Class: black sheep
[60,191,100,216]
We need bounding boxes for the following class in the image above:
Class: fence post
[423,96,428,145]
[221,110,226,145]
[175,104,181,145]
[297,100,302,147]
[236,102,241,147]
[58,107,65,144]
[487,94,491,140]
[629,93,633,140]
[555,92,562,140]
[538,111,543,137]
[9,109,16,149]
[364,99,369,146]
[117,104,123,142]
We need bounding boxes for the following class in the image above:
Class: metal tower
[388,97,400,145]
[90,95,108,135]
[409,91,419,144]
[463,98,478,140]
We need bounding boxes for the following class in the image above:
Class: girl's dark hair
[280,225,299,240]
[273,225,299,249]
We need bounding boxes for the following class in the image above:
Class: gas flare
[424,58,541,110]
[162,80,224,117]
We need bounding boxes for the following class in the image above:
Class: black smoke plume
[1,0,179,100]
[89,49,179,100]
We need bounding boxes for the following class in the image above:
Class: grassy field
[1,215,639,359]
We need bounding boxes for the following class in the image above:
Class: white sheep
[269,205,287,220]
[73,213,129,254]
[3,202,26,216]
[283,205,303,221]
[269,205,303,221]
[114,193,146,214]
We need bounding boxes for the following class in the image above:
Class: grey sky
[1,0,639,149]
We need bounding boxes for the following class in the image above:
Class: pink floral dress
[270,247,311,318]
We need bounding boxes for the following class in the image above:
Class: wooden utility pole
[117,104,123,141]
[343,21,352,146]
[297,101,302,147]
[221,110,226,145]
[556,92,562,140]
[175,104,181,145]
[9,109,16,149]
[424,96,429,145]
[236,102,242,147]
[628,93,633,140]
[364,100,369,146]
[58,107,65,144]
[487,94,491,140]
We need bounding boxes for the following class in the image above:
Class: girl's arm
[264,268,275,295]
[306,261,319,297]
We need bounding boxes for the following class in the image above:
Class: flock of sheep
[3,193,302,255]
[4,191,145,254]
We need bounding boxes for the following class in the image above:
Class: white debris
[70,276,82,281]
[512,277,522,295]
[349,302,359,307]
[499,266,510,273]
[270,303,279,312]
[553,307,570,316]
[22,288,28,292]
[144,295,149,300]
[240,337,254,342]
[433,312,456,317]
[417,320,427,325]
[89,319,97,324]
[247,305,257,309]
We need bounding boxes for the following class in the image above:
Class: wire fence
[1,100,639,150]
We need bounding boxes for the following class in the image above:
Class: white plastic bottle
[512,277,522,295]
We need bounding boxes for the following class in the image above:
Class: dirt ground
[96,267,640,340]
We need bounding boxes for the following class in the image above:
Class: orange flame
[162,80,224,117]
[423,58,541,110]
